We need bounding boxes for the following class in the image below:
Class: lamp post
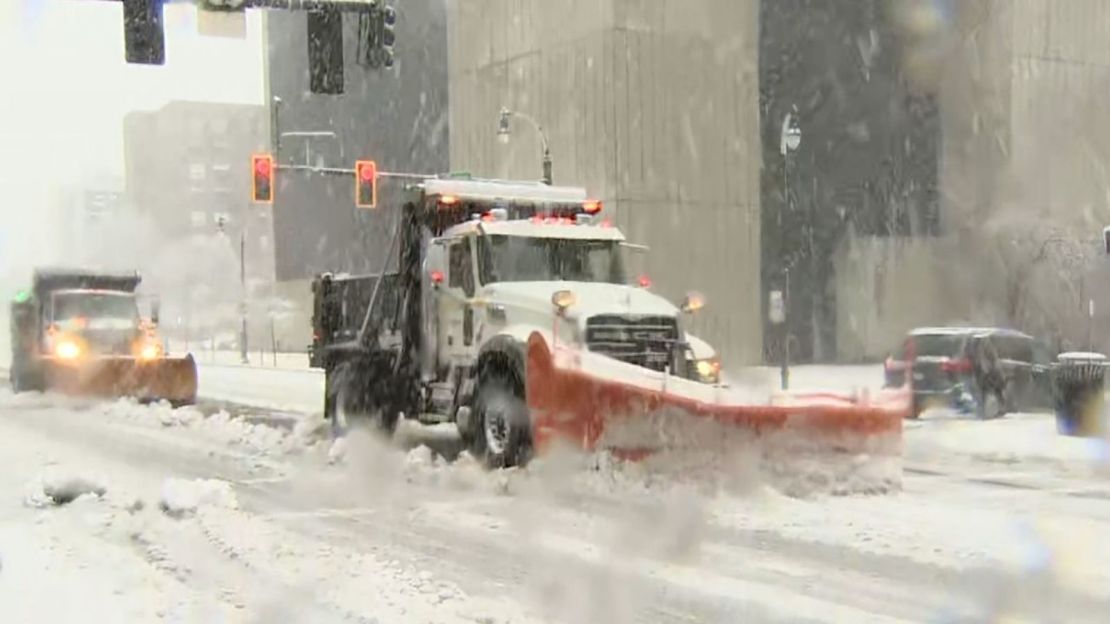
[778,105,801,390]
[498,107,552,185]
[217,214,249,364]
[239,228,248,365]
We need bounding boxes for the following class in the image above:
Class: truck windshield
[479,235,625,284]
[52,292,138,322]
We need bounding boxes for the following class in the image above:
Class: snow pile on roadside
[39,471,107,506]
[159,478,238,518]
[906,413,1110,474]
[99,398,325,458]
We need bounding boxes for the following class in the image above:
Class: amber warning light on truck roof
[355,160,378,209]
[251,154,274,204]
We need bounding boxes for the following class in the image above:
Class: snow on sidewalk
[905,411,1110,476]
[197,362,323,415]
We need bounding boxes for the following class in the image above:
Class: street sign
[769,290,786,325]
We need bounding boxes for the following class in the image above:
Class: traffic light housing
[307,8,344,94]
[252,154,274,203]
[381,5,397,68]
[122,0,165,65]
[355,160,378,209]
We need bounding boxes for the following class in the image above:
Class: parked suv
[884,327,1054,418]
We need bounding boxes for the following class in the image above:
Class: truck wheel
[10,366,41,393]
[473,374,531,469]
[327,363,399,439]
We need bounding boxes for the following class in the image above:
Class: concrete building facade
[448,0,764,366]
[123,101,273,283]
[448,0,1110,363]
[123,101,277,353]
[936,0,1110,352]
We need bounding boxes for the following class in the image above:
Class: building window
[189,163,206,191]
[210,163,232,192]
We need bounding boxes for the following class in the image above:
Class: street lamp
[497,107,552,185]
[778,105,801,390]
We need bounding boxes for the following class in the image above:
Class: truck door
[422,241,446,375]
[442,237,476,363]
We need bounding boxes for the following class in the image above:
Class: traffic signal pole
[240,229,249,365]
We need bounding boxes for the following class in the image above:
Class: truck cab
[424,213,715,381]
[42,288,161,361]
[9,268,196,404]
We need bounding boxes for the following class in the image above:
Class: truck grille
[585,315,679,372]
[80,329,135,356]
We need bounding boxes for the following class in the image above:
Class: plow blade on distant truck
[526,333,906,495]
[42,355,198,406]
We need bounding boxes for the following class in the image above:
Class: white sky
[0,0,265,275]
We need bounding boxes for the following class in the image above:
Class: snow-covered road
[2,366,1110,622]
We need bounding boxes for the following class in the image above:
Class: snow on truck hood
[481,281,680,319]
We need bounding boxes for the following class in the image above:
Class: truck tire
[10,365,42,394]
[326,362,399,439]
[472,371,531,469]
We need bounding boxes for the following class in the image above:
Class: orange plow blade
[44,354,198,406]
[526,333,905,495]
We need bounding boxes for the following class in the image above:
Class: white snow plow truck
[311,176,905,492]
[9,268,197,405]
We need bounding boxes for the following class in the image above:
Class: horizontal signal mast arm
[88,0,381,11]
[277,163,433,180]
[237,0,379,10]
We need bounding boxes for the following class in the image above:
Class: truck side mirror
[150,298,161,326]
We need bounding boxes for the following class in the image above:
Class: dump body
[9,268,197,405]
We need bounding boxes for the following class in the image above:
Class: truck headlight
[55,340,81,360]
[139,343,162,360]
[695,358,721,384]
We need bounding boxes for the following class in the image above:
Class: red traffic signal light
[355,160,378,208]
[251,154,274,203]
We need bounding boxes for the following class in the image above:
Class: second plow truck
[313,176,905,493]
[9,268,197,405]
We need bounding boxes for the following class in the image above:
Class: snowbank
[99,398,325,458]
[159,478,239,518]
[906,412,1110,475]
[38,470,107,506]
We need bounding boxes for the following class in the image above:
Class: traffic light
[355,160,378,209]
[122,0,165,65]
[381,5,397,68]
[1104,226,1110,255]
[252,154,274,204]
[307,8,344,95]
